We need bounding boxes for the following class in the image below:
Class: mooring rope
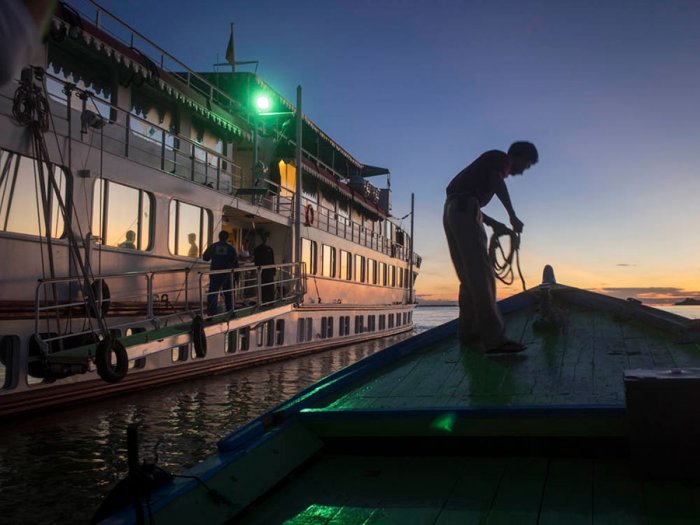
[488,229,527,291]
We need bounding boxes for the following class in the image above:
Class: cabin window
[93,180,152,250]
[355,315,364,334]
[367,315,376,332]
[378,262,387,286]
[275,320,285,345]
[354,255,366,283]
[297,318,313,342]
[338,316,350,336]
[226,330,238,353]
[322,244,336,278]
[340,250,352,280]
[379,315,386,330]
[389,265,396,287]
[0,335,19,389]
[239,327,250,351]
[172,345,188,362]
[257,320,275,347]
[301,238,317,275]
[388,313,395,329]
[125,328,147,369]
[321,317,334,339]
[0,149,68,238]
[367,259,377,285]
[168,200,211,257]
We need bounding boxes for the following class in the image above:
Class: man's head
[125,230,135,241]
[188,233,196,242]
[507,141,538,175]
[218,231,229,242]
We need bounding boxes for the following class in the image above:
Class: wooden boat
[0,0,419,417]
[96,267,700,524]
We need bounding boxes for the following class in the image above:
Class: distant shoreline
[416,304,458,307]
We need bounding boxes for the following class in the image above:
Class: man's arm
[494,176,524,233]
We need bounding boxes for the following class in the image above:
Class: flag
[225,25,234,66]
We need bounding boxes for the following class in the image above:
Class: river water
[1,304,696,524]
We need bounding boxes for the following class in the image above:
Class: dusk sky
[95,0,700,305]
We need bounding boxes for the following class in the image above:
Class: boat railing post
[160,131,165,171]
[256,267,262,307]
[146,273,154,320]
[216,156,221,190]
[198,272,206,318]
[124,113,130,158]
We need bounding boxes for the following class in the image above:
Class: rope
[488,229,527,292]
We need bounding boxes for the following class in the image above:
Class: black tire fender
[96,337,128,383]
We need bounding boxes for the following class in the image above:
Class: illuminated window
[354,254,365,283]
[378,262,387,286]
[301,238,317,275]
[340,250,352,280]
[0,149,67,238]
[367,259,377,285]
[93,180,152,250]
[322,244,336,278]
[389,265,396,287]
[168,200,211,257]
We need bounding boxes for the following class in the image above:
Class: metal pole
[408,192,415,304]
[294,86,302,267]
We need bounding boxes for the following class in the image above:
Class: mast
[409,192,415,304]
[294,86,302,266]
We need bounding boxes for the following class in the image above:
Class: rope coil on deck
[489,229,526,291]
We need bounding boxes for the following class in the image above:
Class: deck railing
[34,262,304,348]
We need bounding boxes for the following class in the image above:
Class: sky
[91,0,700,305]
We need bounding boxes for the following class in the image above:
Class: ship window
[93,180,152,250]
[321,317,334,339]
[226,330,238,353]
[168,200,211,257]
[340,250,352,280]
[297,318,313,342]
[0,335,20,389]
[172,345,188,362]
[378,262,387,286]
[354,255,365,283]
[367,315,376,332]
[275,320,285,345]
[239,327,250,351]
[368,259,377,285]
[389,265,396,287]
[388,313,395,329]
[125,328,147,369]
[0,149,67,238]
[379,315,386,330]
[301,238,317,275]
[355,315,364,334]
[322,245,336,278]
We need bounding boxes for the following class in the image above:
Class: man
[202,231,238,316]
[253,231,276,304]
[443,141,538,353]
[118,230,136,250]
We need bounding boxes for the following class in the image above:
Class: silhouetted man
[443,141,538,353]
[254,232,275,304]
[203,231,238,316]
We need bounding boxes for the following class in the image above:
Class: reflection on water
[0,309,458,525]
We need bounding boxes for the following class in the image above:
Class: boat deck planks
[312,304,700,412]
[235,454,700,524]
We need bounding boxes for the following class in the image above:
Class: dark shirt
[253,243,275,266]
[202,241,238,270]
[446,150,511,208]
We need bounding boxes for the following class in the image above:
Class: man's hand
[491,221,511,236]
[510,216,524,233]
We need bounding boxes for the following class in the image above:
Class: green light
[255,95,271,112]
[430,412,457,433]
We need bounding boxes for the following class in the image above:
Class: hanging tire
[96,337,128,383]
[191,315,207,358]
[87,279,111,318]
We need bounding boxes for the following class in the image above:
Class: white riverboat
[0,0,420,417]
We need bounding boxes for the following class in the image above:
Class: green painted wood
[538,459,593,525]
[593,460,643,525]
[484,458,548,525]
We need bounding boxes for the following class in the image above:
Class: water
[0,307,457,525]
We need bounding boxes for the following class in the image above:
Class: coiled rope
[488,229,527,291]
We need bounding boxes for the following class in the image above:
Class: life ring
[95,337,128,383]
[304,204,314,226]
[87,279,111,318]
[191,315,207,358]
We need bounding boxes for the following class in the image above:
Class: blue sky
[94,0,700,304]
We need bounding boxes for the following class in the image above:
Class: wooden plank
[435,458,506,524]
[538,459,593,525]
[485,458,548,525]
[592,459,643,524]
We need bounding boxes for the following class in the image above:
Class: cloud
[615,263,636,267]
[593,286,700,305]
